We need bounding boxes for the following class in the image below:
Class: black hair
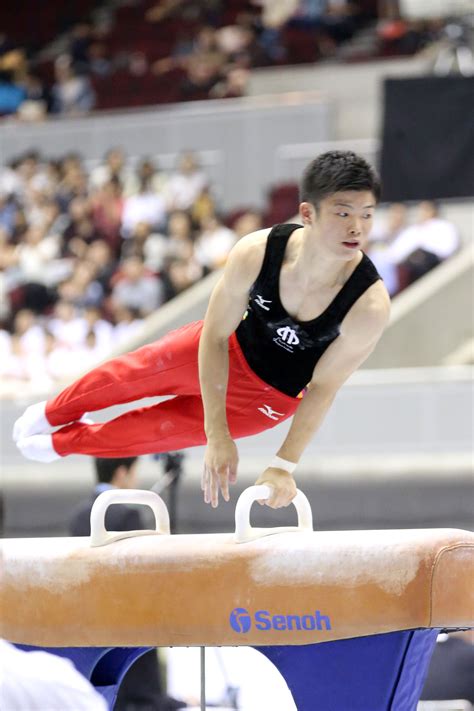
[94,456,138,483]
[300,151,381,209]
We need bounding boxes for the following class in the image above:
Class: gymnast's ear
[299,202,315,225]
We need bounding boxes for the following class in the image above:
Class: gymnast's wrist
[270,455,297,475]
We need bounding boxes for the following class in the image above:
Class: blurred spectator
[121,176,167,237]
[48,300,88,349]
[51,55,95,116]
[69,23,94,72]
[90,148,128,190]
[127,157,168,198]
[63,196,99,257]
[253,0,299,28]
[152,25,224,77]
[86,240,116,294]
[83,305,114,352]
[0,638,107,711]
[0,160,23,199]
[113,305,145,345]
[167,256,203,295]
[15,224,61,286]
[0,69,26,115]
[368,202,408,295]
[110,256,164,317]
[90,178,124,253]
[0,191,18,237]
[387,201,460,288]
[194,212,237,270]
[121,221,169,273]
[46,329,104,380]
[180,53,224,100]
[17,71,49,120]
[0,309,47,383]
[191,186,216,227]
[166,210,195,260]
[56,157,89,213]
[227,208,264,239]
[87,42,113,77]
[211,66,250,99]
[57,260,104,310]
[165,152,208,212]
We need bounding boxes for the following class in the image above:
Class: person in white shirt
[386,201,459,286]
[165,151,208,212]
[194,213,237,270]
[48,300,88,349]
[367,202,408,295]
[89,147,129,190]
[121,177,167,237]
[0,639,107,711]
[111,256,164,317]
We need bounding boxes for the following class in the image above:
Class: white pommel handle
[234,485,313,544]
[90,489,170,547]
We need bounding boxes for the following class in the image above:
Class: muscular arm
[198,230,268,506]
[256,282,391,507]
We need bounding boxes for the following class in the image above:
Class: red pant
[46,321,300,457]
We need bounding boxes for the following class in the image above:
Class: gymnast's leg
[50,395,207,458]
[13,322,203,444]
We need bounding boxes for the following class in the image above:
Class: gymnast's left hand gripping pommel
[234,484,313,543]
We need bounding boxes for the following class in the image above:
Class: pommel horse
[1,486,473,710]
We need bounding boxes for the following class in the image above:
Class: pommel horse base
[1,486,473,710]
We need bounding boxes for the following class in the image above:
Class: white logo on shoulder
[258,404,285,421]
[255,295,272,311]
[273,326,300,352]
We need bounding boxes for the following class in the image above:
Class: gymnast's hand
[202,435,238,507]
[255,469,297,509]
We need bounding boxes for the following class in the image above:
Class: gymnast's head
[299,151,381,256]
[94,456,139,489]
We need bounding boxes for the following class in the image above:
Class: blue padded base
[257,628,440,711]
[17,628,440,710]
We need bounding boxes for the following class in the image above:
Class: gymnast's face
[302,190,376,259]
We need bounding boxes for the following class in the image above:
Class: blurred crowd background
[1,0,471,118]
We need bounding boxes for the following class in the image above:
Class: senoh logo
[230,608,252,634]
[229,608,331,633]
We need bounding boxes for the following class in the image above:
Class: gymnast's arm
[256,281,391,508]
[199,230,269,507]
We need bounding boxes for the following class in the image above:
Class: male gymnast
[14,151,390,509]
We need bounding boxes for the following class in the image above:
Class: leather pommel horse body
[1,487,473,710]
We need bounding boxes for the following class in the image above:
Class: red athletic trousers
[46,321,301,457]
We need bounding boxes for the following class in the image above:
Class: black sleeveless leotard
[235,223,382,397]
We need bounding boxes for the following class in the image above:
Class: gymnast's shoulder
[342,279,391,343]
[222,228,271,280]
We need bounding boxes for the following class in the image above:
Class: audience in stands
[0,0,458,118]
[0,149,240,393]
[51,54,95,116]
[368,200,459,295]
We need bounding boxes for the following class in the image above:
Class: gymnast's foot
[13,401,93,442]
[12,401,51,442]
[16,434,61,462]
